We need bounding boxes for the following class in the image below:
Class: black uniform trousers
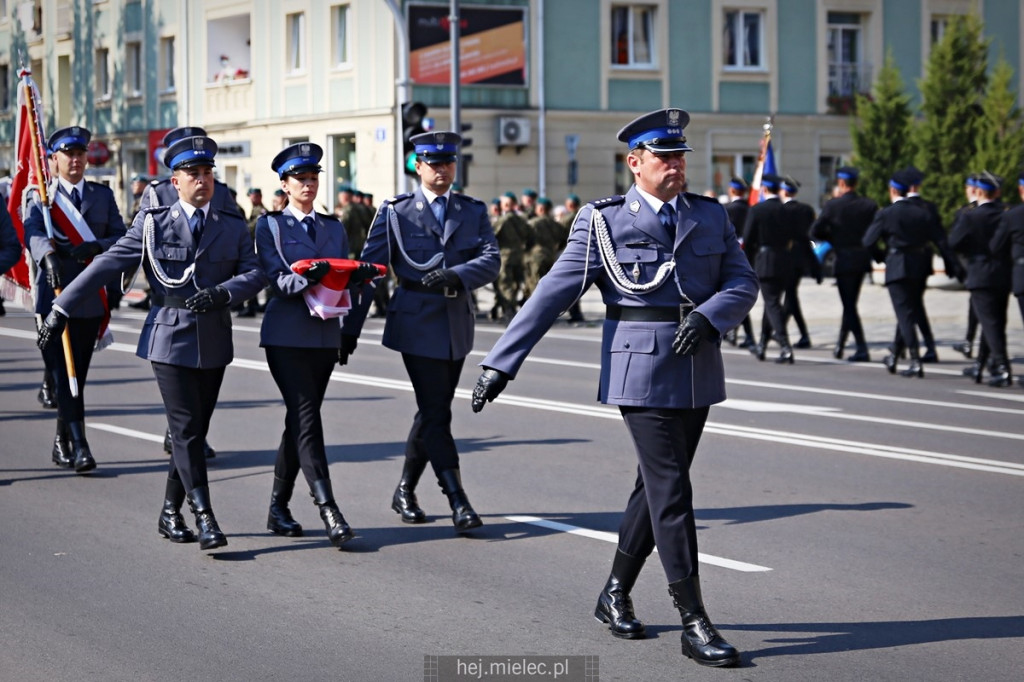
[42,316,102,422]
[886,279,924,358]
[784,270,809,339]
[265,346,336,486]
[891,276,936,354]
[759,278,790,347]
[151,361,225,493]
[402,353,466,475]
[835,272,867,346]
[617,405,710,583]
[970,288,1011,366]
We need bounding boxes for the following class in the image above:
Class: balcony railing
[828,61,873,97]
[203,78,253,125]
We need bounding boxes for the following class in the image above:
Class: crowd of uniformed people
[3,107,1023,672]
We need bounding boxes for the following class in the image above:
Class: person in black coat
[989,174,1024,342]
[863,169,959,378]
[779,175,821,348]
[743,173,799,363]
[810,167,878,361]
[724,177,754,347]
[951,171,1013,387]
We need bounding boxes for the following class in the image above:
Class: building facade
[1,0,1021,217]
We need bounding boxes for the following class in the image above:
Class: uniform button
[624,341,631,349]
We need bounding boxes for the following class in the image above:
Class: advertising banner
[409,4,526,86]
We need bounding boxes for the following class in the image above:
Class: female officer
[255,142,376,549]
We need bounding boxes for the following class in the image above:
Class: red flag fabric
[0,71,45,310]
[748,134,777,206]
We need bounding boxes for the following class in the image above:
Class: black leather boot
[900,351,924,378]
[158,477,197,543]
[594,549,647,639]
[310,479,354,548]
[187,485,227,550]
[38,374,57,409]
[392,457,429,523]
[988,364,1012,388]
[267,476,303,536]
[775,344,794,365]
[67,421,96,473]
[52,419,75,468]
[883,353,898,374]
[847,345,870,362]
[668,577,740,668]
[438,469,482,532]
[952,340,972,358]
[832,330,849,359]
[749,334,766,361]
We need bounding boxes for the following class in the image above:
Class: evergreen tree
[972,57,1024,205]
[913,14,990,226]
[851,51,915,208]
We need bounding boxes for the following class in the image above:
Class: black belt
[151,293,189,308]
[606,305,680,322]
[399,279,460,298]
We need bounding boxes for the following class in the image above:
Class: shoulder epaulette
[149,178,166,187]
[140,205,171,215]
[455,194,485,205]
[690,192,720,205]
[592,195,625,208]
[385,192,415,205]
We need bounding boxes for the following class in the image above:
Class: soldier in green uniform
[491,192,530,320]
[336,185,369,259]
[523,197,563,301]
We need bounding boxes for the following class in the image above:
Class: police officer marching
[340,131,500,532]
[473,108,758,669]
[38,134,266,550]
[255,142,378,549]
[25,126,127,473]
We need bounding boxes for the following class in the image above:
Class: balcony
[828,61,873,98]
[203,78,253,126]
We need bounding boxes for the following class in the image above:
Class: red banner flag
[748,119,776,206]
[0,70,46,310]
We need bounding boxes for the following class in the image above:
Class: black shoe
[668,578,740,668]
[37,380,57,409]
[832,344,844,359]
[158,477,197,543]
[267,476,303,537]
[988,365,1012,388]
[920,349,939,363]
[775,346,794,365]
[723,329,738,346]
[900,360,924,378]
[438,469,482,532]
[847,349,871,362]
[737,336,754,349]
[187,486,227,550]
[794,336,811,349]
[749,344,765,361]
[952,340,972,359]
[594,550,647,639]
[67,421,96,473]
[883,354,897,374]
[391,457,428,523]
[311,479,355,548]
[51,419,75,468]
[962,362,982,379]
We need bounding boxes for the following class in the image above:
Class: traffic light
[457,122,473,188]
[402,101,427,176]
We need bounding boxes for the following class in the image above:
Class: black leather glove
[337,334,358,366]
[472,368,510,413]
[185,285,231,313]
[70,241,102,262]
[303,260,331,285]
[421,268,461,289]
[37,309,67,351]
[672,311,717,357]
[348,262,380,288]
[43,253,63,291]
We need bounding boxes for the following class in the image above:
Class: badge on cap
[668,110,681,126]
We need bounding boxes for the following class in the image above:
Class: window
[287,12,306,74]
[95,47,111,100]
[207,14,251,83]
[711,153,757,197]
[610,5,655,67]
[723,9,764,69]
[827,12,869,97]
[0,64,9,112]
[332,4,350,67]
[160,37,175,92]
[126,42,142,96]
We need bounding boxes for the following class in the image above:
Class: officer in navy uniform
[25,126,127,473]
[950,170,1013,386]
[340,131,500,532]
[989,173,1024,366]
[38,135,266,550]
[724,177,754,347]
[810,167,878,361]
[863,168,959,378]
[144,126,232,459]
[779,175,821,348]
[473,109,757,669]
[255,142,378,549]
[743,173,798,363]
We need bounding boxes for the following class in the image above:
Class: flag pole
[21,69,78,398]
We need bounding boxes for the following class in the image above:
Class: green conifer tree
[913,14,990,226]
[851,51,915,207]
[972,57,1024,205]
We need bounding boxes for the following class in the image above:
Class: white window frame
[286,12,306,75]
[332,4,351,68]
[126,41,143,97]
[610,4,656,69]
[723,8,765,70]
[95,47,111,100]
[159,36,176,93]
[0,64,10,112]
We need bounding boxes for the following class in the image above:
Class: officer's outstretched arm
[472,368,510,413]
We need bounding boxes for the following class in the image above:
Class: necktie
[659,202,677,231]
[191,210,205,242]
[70,187,81,211]
[432,196,447,226]
[303,216,317,242]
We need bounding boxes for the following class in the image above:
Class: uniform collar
[58,177,85,197]
[285,205,315,222]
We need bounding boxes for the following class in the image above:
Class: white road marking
[88,422,165,444]
[504,515,772,572]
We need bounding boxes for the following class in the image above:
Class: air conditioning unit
[497,116,531,147]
